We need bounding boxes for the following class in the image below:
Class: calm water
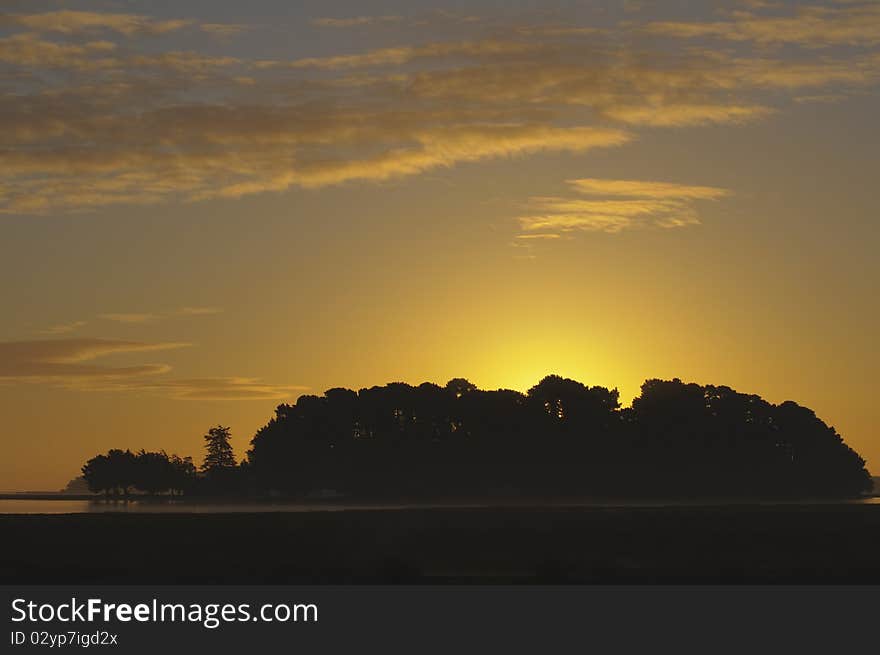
[1,497,878,514]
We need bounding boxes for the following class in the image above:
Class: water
[1,497,878,514]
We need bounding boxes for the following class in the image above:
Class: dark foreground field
[4,504,880,583]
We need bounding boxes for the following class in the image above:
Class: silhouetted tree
[82,449,137,497]
[61,476,90,494]
[445,378,477,398]
[133,450,175,495]
[83,449,199,497]
[243,376,871,500]
[81,453,113,496]
[168,454,198,495]
[83,376,873,500]
[201,425,238,494]
[202,425,236,473]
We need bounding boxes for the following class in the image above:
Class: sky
[0,0,878,490]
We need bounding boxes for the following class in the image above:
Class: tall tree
[202,425,236,473]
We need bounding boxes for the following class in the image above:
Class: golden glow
[0,1,877,489]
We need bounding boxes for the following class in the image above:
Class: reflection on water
[1,497,878,514]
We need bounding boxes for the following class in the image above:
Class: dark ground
[3,504,880,583]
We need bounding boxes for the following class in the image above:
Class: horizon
[1,0,878,490]
[3,372,877,492]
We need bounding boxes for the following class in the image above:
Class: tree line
[82,376,873,499]
[81,426,235,496]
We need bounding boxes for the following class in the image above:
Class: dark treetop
[83,376,873,499]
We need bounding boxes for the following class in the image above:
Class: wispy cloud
[199,23,247,38]
[106,377,308,401]
[0,10,193,36]
[0,32,118,70]
[311,11,480,29]
[0,4,877,214]
[99,313,161,324]
[0,339,189,381]
[96,308,223,323]
[40,321,87,335]
[312,16,404,28]
[514,233,563,240]
[282,39,538,69]
[646,3,880,47]
[793,93,848,104]
[0,339,301,400]
[517,178,730,235]
[602,103,774,127]
[195,124,632,197]
[176,306,223,316]
[566,179,730,200]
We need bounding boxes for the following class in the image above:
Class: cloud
[518,178,730,235]
[177,306,223,316]
[0,34,246,73]
[1,5,878,214]
[401,47,880,106]
[107,377,308,401]
[272,124,632,190]
[0,109,765,211]
[311,11,480,29]
[0,339,189,381]
[40,321,87,335]
[566,179,730,199]
[602,103,774,127]
[99,313,161,324]
[0,10,192,36]
[514,233,563,240]
[312,16,404,28]
[199,23,247,38]
[97,308,223,322]
[0,33,118,70]
[793,93,848,104]
[26,310,223,336]
[646,3,880,47]
[280,39,539,70]
[126,51,242,73]
[519,211,651,234]
[0,338,300,400]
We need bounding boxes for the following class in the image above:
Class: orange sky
[1,0,878,489]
